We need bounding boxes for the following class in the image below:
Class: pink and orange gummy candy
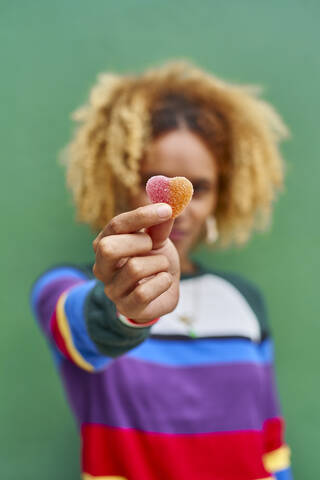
[146,175,193,218]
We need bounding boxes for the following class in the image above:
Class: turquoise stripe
[64,280,111,371]
[128,337,273,366]
[30,266,87,315]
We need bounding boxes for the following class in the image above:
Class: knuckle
[135,207,147,224]
[126,258,142,278]
[141,232,153,249]
[160,255,170,270]
[133,285,148,305]
[98,237,115,258]
[161,271,172,285]
[108,218,122,235]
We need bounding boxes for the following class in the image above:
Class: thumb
[146,204,174,250]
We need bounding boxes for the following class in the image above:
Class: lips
[169,228,187,240]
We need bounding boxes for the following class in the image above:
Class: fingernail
[157,204,172,218]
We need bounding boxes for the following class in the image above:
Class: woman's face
[129,128,219,260]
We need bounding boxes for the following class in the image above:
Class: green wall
[1,1,319,478]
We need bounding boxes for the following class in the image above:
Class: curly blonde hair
[59,58,290,249]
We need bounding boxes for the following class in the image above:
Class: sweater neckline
[180,261,211,280]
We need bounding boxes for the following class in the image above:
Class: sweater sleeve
[253,287,293,479]
[217,270,293,479]
[261,354,293,479]
[29,264,153,373]
[241,278,293,479]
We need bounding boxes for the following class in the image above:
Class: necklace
[178,314,197,338]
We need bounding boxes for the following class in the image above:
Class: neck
[180,257,198,274]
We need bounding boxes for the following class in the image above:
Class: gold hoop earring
[205,215,219,244]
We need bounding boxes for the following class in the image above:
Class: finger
[93,203,172,252]
[93,232,152,283]
[146,217,174,250]
[111,254,170,298]
[124,271,173,317]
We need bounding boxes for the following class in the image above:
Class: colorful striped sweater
[30,261,293,480]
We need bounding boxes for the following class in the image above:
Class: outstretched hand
[92,203,180,323]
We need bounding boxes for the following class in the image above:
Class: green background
[1,1,319,478]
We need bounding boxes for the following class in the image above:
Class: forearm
[30,265,153,372]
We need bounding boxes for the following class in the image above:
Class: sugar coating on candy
[146,175,170,204]
[146,175,193,218]
[168,177,194,218]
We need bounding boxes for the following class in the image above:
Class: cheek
[190,195,215,224]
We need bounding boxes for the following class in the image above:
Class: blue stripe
[128,337,274,366]
[30,266,87,315]
[275,467,293,480]
[64,279,111,371]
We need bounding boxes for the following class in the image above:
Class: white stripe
[150,274,261,340]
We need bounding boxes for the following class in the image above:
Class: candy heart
[146,175,193,218]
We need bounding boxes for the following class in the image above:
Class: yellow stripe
[83,475,127,480]
[56,291,94,372]
[263,445,291,472]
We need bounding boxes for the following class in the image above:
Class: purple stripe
[30,267,87,313]
[35,276,84,336]
[60,355,280,434]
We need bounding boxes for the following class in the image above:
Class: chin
[172,239,189,257]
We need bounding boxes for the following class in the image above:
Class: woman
[30,59,293,479]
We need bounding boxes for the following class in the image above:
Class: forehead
[141,129,218,181]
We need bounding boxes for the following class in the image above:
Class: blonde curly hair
[59,58,290,249]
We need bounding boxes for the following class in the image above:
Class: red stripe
[81,423,271,480]
[263,417,285,453]
[50,309,74,362]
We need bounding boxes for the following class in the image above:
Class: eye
[192,183,210,195]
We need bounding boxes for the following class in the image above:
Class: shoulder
[30,261,95,292]
[196,264,271,340]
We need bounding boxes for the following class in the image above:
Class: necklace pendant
[178,314,197,338]
[178,314,194,326]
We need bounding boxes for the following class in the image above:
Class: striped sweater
[30,261,293,480]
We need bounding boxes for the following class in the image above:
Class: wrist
[117,311,159,328]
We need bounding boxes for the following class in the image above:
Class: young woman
[30,59,293,479]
